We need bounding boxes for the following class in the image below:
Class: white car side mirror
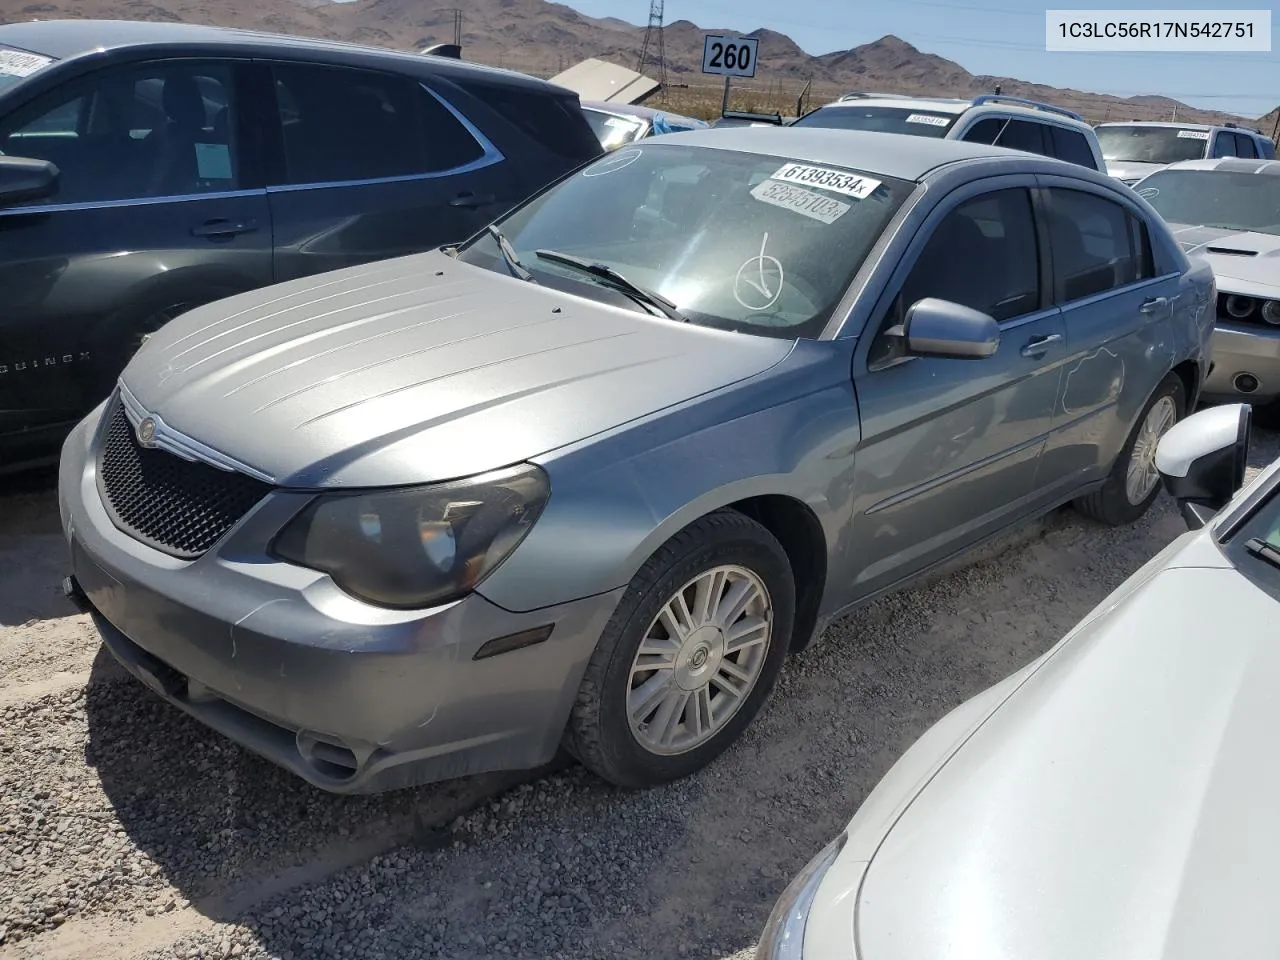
[1155,402,1252,530]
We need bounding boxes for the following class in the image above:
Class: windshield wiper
[1245,537,1280,571]
[534,249,689,323]
[487,225,536,283]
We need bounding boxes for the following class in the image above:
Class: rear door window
[1044,188,1141,302]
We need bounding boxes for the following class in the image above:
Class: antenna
[637,0,668,95]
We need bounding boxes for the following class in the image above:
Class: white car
[1135,157,1280,414]
[756,402,1276,960]
[1096,120,1276,185]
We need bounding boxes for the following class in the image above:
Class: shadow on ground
[0,466,79,626]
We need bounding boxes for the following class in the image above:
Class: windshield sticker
[603,116,634,129]
[582,147,643,177]
[734,232,785,312]
[1177,130,1210,140]
[0,48,54,78]
[770,163,882,200]
[906,113,950,126]
[750,178,851,224]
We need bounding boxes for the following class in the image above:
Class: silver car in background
[59,128,1209,795]
[1135,157,1280,416]
[1096,120,1276,185]
[756,402,1273,960]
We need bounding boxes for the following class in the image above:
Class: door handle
[1140,296,1169,315]
[191,218,258,240]
[1020,333,1063,358]
[448,192,496,209]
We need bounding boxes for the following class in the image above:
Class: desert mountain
[1,0,1272,128]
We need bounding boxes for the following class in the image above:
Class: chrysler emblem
[136,417,157,447]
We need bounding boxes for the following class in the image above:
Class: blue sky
[562,0,1278,119]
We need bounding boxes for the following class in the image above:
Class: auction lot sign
[701,35,760,78]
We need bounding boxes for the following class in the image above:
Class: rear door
[261,61,515,282]
[1034,180,1180,495]
[0,57,271,446]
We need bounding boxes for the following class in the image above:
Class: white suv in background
[1096,121,1277,185]
[790,93,1106,172]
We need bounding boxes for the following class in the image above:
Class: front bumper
[58,411,622,794]
[1203,322,1280,404]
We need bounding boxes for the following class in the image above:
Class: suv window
[1233,132,1258,159]
[960,117,1002,145]
[1049,125,1098,169]
[1212,132,1238,158]
[1044,188,1142,301]
[271,64,484,185]
[997,119,1048,156]
[452,79,601,162]
[899,188,1041,323]
[0,61,239,205]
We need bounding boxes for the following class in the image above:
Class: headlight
[271,463,550,609]
[755,832,848,960]
[1262,300,1280,325]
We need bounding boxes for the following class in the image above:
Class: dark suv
[0,19,602,473]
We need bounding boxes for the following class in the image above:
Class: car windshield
[583,109,647,150]
[1096,125,1210,164]
[791,105,957,138]
[457,142,913,339]
[0,46,57,99]
[1136,170,1280,235]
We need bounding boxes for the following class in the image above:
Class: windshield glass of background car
[457,142,912,339]
[0,46,56,98]
[583,109,646,150]
[1095,126,1209,163]
[791,106,956,138]
[1137,170,1280,236]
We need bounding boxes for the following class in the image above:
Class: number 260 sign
[702,35,758,79]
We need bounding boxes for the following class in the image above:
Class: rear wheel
[1074,372,1185,526]
[565,510,794,789]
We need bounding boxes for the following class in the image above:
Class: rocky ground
[3,423,1276,960]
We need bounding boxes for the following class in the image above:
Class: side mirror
[0,156,59,208]
[901,297,1001,360]
[1155,402,1251,530]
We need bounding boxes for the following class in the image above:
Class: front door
[261,61,517,283]
[847,181,1065,599]
[0,57,272,457]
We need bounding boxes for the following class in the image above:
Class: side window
[453,79,602,162]
[1211,131,1237,158]
[959,117,1003,145]
[898,188,1041,323]
[1234,133,1258,159]
[0,61,239,205]
[996,119,1049,156]
[1044,189,1141,302]
[1129,214,1155,280]
[1049,125,1098,169]
[270,64,485,185]
[1259,138,1277,160]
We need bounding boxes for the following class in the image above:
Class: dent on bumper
[59,415,622,794]
[1204,324,1280,403]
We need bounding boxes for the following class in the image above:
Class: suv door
[262,61,517,282]
[848,181,1066,599]
[1034,180,1180,496]
[0,58,270,456]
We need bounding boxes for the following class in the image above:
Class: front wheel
[566,510,795,789]
[1074,372,1186,526]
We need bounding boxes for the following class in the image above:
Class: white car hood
[1167,222,1280,292]
[1106,160,1167,182]
[855,558,1280,960]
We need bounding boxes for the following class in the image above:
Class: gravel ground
[3,424,1277,960]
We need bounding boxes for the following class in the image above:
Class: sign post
[701,34,759,115]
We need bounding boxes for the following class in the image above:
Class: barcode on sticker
[770,163,882,200]
[0,48,53,78]
[750,179,851,224]
[906,113,950,126]
[1177,130,1211,140]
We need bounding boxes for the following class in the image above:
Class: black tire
[565,509,795,789]
[1074,372,1186,526]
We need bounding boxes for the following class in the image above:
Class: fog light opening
[1234,373,1260,394]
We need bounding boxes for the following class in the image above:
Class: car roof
[0,18,560,92]
[817,97,972,115]
[1096,120,1262,134]
[1155,157,1280,175]
[650,125,1051,181]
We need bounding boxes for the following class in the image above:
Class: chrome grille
[97,399,273,559]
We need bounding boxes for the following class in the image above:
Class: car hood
[120,250,793,487]
[855,560,1280,960]
[1166,223,1280,291]
[1107,159,1167,182]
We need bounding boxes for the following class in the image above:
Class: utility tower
[636,0,668,93]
